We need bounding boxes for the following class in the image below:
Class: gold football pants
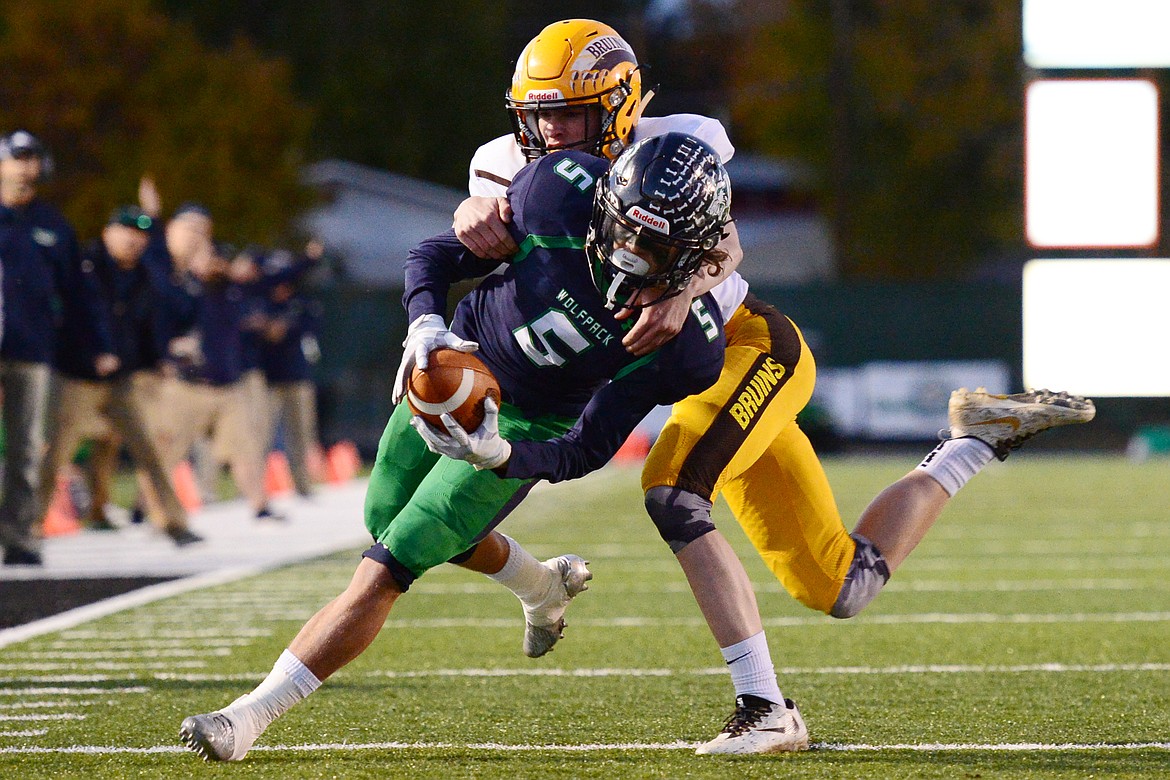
[642,294,855,613]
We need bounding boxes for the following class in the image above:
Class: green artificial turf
[2,454,1168,778]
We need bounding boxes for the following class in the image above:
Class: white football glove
[393,313,479,405]
[409,397,512,471]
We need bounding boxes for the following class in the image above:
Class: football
[406,348,501,433]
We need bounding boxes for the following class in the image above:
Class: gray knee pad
[830,533,891,619]
[644,486,716,554]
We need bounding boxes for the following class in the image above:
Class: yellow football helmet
[507,19,646,161]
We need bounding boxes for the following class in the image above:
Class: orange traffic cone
[171,461,203,511]
[325,441,361,483]
[42,475,83,537]
[265,451,295,496]
[612,430,652,464]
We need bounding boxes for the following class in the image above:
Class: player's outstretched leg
[945,387,1095,460]
[695,696,810,755]
[523,554,592,658]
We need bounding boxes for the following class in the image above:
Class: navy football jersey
[402,150,725,483]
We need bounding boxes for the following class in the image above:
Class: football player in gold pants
[445,18,1096,754]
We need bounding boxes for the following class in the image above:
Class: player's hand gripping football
[410,397,512,470]
[393,313,479,405]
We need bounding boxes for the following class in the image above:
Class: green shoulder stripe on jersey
[613,352,658,382]
[513,234,586,264]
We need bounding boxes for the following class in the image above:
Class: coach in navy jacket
[0,130,117,565]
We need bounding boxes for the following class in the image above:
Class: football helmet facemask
[507,19,646,162]
[587,132,732,312]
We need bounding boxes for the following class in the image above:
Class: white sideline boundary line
[0,473,632,650]
[1,740,1169,755]
[0,567,266,650]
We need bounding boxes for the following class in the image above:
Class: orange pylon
[265,451,295,495]
[612,430,652,464]
[171,461,203,511]
[42,475,83,537]
[325,441,361,483]
[306,442,327,483]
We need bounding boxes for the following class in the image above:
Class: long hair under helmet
[586,132,731,312]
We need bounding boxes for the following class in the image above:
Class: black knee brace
[644,486,717,553]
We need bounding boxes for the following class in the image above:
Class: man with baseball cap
[0,130,118,565]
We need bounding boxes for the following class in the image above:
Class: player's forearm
[403,230,503,320]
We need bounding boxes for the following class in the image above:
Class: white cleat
[179,711,251,762]
[945,387,1095,461]
[522,554,592,658]
[695,695,810,755]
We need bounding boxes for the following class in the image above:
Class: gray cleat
[179,712,239,762]
[523,554,592,658]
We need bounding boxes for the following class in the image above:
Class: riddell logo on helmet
[526,89,565,101]
[627,206,669,233]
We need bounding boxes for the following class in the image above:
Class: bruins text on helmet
[507,19,646,162]
[587,131,732,312]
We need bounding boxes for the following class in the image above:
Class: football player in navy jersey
[447,19,1096,755]
[178,133,734,762]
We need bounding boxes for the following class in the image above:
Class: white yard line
[6,662,1168,685]
[44,638,254,649]
[372,610,1170,629]
[0,686,148,695]
[396,578,1151,595]
[0,713,86,721]
[4,648,229,660]
[1,740,1168,755]
[58,628,272,640]
[0,660,206,672]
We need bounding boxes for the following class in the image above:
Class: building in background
[298,160,464,286]
[301,154,831,288]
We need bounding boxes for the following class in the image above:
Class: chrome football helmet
[587,132,731,311]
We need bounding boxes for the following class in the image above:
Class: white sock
[916,437,995,497]
[221,649,321,759]
[720,631,784,704]
[486,534,554,606]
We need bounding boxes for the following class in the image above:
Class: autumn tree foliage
[156,0,517,189]
[731,1,1023,279]
[0,0,313,242]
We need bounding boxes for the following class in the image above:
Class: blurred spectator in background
[259,243,325,497]
[158,238,283,522]
[0,130,118,566]
[227,247,272,504]
[39,205,202,546]
[136,201,214,511]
